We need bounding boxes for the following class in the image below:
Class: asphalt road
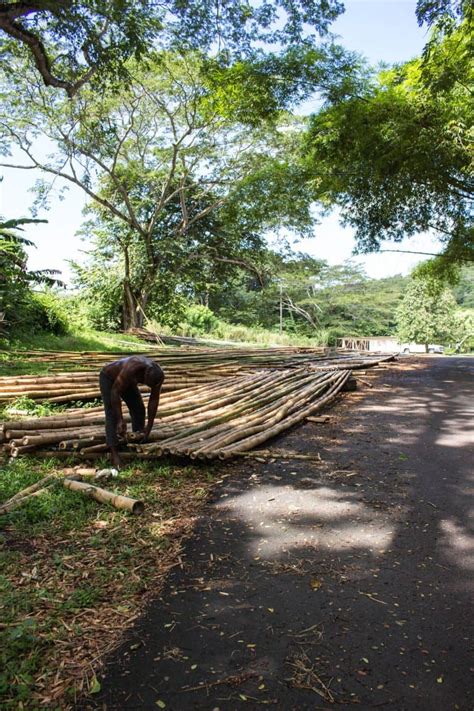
[85,356,474,711]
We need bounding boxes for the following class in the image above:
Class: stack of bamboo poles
[0,350,394,404]
[1,368,350,461]
[0,345,395,375]
[0,364,249,403]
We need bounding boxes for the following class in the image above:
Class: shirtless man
[99,356,165,468]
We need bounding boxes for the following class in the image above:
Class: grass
[151,319,331,348]
[0,329,151,376]
[0,455,219,709]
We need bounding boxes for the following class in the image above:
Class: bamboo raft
[1,367,352,461]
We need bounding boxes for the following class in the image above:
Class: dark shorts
[99,370,146,448]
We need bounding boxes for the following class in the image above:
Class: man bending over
[100,356,165,468]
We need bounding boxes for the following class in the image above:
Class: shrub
[27,291,70,335]
[180,305,222,336]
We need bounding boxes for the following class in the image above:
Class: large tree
[0,0,344,96]
[0,50,322,326]
[304,10,473,268]
[396,273,458,350]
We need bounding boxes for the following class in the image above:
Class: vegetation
[304,8,473,270]
[0,456,216,707]
[396,272,459,350]
[0,0,344,97]
[0,216,63,336]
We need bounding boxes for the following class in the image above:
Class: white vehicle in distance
[401,343,444,354]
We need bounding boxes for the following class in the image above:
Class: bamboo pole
[63,478,144,514]
[0,488,50,514]
[0,474,56,510]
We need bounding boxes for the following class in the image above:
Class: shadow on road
[84,357,474,711]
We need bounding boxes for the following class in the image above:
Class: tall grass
[149,318,330,348]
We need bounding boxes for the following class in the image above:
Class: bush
[7,290,71,338]
[179,305,222,336]
[27,291,70,335]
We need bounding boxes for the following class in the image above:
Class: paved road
[87,357,474,711]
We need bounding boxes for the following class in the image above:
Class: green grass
[152,319,330,348]
[0,455,217,708]
[5,328,150,353]
[0,329,151,376]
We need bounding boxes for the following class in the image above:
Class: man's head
[144,362,164,388]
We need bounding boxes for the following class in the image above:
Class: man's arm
[143,382,163,440]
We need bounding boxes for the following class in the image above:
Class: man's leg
[121,385,145,433]
[99,371,120,448]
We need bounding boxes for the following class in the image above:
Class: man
[99,355,165,468]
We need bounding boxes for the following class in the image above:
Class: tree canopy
[0,49,317,327]
[304,11,473,269]
[396,272,459,349]
[0,0,344,96]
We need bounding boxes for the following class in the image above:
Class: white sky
[0,0,443,286]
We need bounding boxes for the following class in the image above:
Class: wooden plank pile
[1,367,350,461]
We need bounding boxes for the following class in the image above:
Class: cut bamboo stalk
[235,449,322,461]
[63,478,144,514]
[215,371,350,459]
[0,474,56,508]
[0,488,51,514]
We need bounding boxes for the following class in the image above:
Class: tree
[72,186,270,329]
[396,274,458,350]
[209,250,408,340]
[304,14,473,268]
[0,0,344,97]
[0,215,62,334]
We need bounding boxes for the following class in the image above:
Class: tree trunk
[121,242,146,329]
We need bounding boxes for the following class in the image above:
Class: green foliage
[396,273,458,346]
[0,0,344,98]
[452,266,474,308]
[0,216,64,337]
[180,305,222,337]
[209,252,409,342]
[305,18,473,266]
[27,291,70,336]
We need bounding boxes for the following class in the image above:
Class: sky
[0,0,442,286]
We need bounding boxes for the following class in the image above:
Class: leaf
[90,677,101,694]
[310,578,322,590]
[437,676,443,684]
[156,700,166,708]
[191,664,197,670]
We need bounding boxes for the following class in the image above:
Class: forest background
[0,0,472,350]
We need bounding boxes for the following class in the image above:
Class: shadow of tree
[87,357,474,711]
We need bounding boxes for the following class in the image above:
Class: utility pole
[279,281,283,334]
